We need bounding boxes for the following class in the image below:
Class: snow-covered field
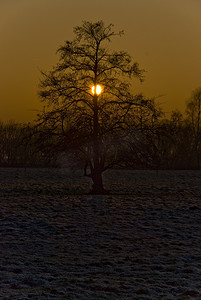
[0,168,201,299]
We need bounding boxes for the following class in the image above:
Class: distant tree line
[0,121,57,168]
[0,87,200,170]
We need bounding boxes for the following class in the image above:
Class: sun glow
[92,85,102,95]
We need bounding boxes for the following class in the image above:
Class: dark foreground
[0,168,201,299]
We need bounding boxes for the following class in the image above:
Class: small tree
[37,21,157,193]
[186,87,201,169]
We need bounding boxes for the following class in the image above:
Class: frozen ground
[0,168,201,299]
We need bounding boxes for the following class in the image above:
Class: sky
[0,0,201,122]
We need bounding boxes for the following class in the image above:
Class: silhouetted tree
[186,87,201,169]
[37,21,158,193]
[117,103,163,169]
[0,121,57,167]
[0,121,24,166]
[155,111,191,169]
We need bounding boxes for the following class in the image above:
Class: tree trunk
[91,168,106,194]
[90,91,106,194]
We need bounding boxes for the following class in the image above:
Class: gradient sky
[0,0,201,122]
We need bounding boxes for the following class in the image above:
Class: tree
[0,121,24,166]
[37,21,158,193]
[186,87,201,169]
[0,121,57,167]
[155,110,190,169]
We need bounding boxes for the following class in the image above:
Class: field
[1,168,201,299]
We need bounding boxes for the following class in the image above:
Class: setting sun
[92,85,102,95]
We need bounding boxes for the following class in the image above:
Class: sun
[92,85,102,95]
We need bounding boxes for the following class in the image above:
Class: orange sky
[0,0,201,122]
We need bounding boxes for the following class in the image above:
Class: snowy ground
[0,168,201,299]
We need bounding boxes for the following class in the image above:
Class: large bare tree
[37,21,157,193]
